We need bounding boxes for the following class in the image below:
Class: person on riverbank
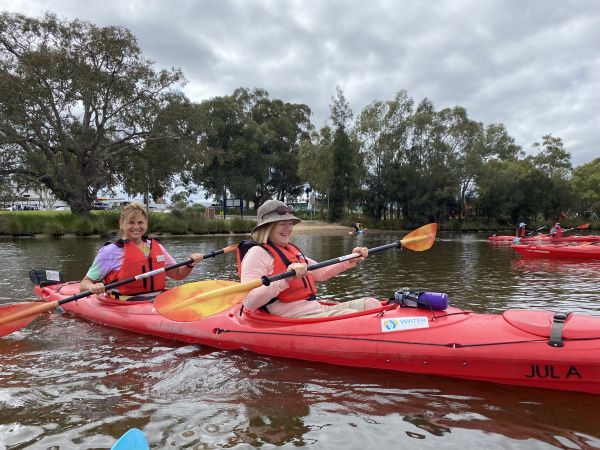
[80,202,202,299]
[550,222,563,238]
[239,199,380,317]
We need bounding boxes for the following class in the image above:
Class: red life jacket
[237,240,317,303]
[103,239,166,295]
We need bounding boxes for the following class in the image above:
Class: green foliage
[42,221,65,237]
[328,88,363,222]
[190,88,312,208]
[571,158,600,215]
[0,12,184,214]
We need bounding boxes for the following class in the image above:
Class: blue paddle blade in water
[111,428,149,450]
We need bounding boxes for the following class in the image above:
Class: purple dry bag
[393,289,448,311]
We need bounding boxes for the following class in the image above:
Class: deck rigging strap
[548,312,570,347]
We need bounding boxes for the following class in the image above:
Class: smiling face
[269,220,295,247]
[120,213,148,243]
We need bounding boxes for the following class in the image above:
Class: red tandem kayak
[488,234,600,243]
[34,282,600,395]
[512,243,600,259]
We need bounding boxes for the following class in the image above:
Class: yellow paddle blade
[400,223,437,251]
[154,279,259,322]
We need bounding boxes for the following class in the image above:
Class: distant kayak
[348,228,367,235]
[489,234,600,243]
[512,243,600,259]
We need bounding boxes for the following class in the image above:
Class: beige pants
[296,298,381,318]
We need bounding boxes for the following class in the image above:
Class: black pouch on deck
[29,269,64,287]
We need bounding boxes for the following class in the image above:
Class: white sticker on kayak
[381,317,429,332]
[46,270,61,281]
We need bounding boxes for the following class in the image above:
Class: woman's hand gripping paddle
[0,245,238,338]
[154,223,438,322]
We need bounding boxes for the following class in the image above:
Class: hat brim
[251,214,301,233]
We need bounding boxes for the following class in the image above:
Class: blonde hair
[251,221,294,244]
[119,202,148,236]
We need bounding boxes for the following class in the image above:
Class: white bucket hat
[251,200,301,233]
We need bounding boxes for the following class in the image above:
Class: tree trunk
[66,189,95,215]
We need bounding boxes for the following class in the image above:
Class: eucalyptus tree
[571,158,600,217]
[298,126,334,209]
[117,94,195,207]
[355,90,414,220]
[0,13,184,214]
[525,135,573,219]
[190,88,312,208]
[530,134,572,179]
[249,92,312,202]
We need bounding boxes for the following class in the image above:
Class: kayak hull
[489,235,600,243]
[34,283,600,394]
[512,243,600,259]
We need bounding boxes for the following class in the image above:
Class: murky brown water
[1,231,599,449]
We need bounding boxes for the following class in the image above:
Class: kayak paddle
[154,223,437,322]
[563,223,591,233]
[111,428,149,450]
[525,225,546,237]
[0,244,238,338]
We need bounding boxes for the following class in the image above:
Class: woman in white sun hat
[238,199,380,317]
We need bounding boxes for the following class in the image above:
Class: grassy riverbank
[0,210,255,237]
[1,210,597,238]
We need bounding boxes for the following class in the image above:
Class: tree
[530,134,572,179]
[298,127,334,210]
[570,158,600,216]
[355,90,415,220]
[190,88,312,208]
[328,87,363,221]
[118,94,194,207]
[0,13,184,214]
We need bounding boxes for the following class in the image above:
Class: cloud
[2,0,598,165]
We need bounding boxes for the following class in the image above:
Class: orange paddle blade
[154,280,258,322]
[577,223,591,230]
[0,302,56,337]
[400,223,437,251]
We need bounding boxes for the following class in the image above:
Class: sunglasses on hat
[275,205,294,215]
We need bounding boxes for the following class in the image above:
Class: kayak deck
[34,282,600,394]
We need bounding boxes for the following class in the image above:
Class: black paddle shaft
[262,241,401,285]
[55,246,232,307]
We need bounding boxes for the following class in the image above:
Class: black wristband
[186,262,195,268]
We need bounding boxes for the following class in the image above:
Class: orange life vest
[103,239,166,295]
[237,240,317,303]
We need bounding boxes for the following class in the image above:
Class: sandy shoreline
[293,220,353,235]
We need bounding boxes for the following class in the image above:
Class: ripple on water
[1,234,599,449]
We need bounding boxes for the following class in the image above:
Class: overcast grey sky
[2,0,599,166]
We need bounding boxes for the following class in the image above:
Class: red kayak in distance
[512,243,600,259]
[488,234,600,243]
[34,282,600,395]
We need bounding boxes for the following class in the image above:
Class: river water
[0,231,599,449]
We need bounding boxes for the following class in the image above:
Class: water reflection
[1,233,599,448]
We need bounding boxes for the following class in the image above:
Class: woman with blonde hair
[80,202,202,299]
[238,199,380,317]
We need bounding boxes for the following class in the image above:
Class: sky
[2,0,599,170]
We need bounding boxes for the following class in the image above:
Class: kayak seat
[243,302,395,325]
[503,309,600,339]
